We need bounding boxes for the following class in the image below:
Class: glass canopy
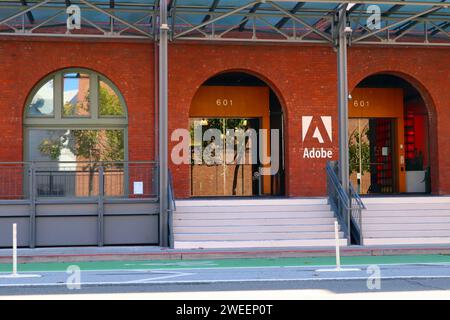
[0,0,448,45]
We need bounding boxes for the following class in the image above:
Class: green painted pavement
[1,254,450,273]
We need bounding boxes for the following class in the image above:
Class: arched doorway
[349,74,432,195]
[189,72,285,197]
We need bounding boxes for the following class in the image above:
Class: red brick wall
[169,43,449,198]
[169,43,339,198]
[0,37,155,163]
[348,46,449,195]
[0,38,448,198]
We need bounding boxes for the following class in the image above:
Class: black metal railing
[349,182,366,245]
[326,161,366,245]
[0,161,158,200]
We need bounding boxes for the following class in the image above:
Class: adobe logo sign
[301,116,334,159]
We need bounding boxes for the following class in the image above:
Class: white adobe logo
[302,116,332,144]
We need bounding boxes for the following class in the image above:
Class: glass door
[349,118,396,194]
[190,118,260,197]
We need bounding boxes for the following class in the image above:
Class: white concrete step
[175,238,348,249]
[364,237,450,246]
[360,197,450,246]
[174,231,345,241]
[173,198,345,249]
[364,230,450,238]
[364,216,450,224]
[175,198,328,207]
[365,203,450,211]
[174,217,337,227]
[363,210,450,217]
[174,211,333,219]
[362,197,450,204]
[176,205,331,213]
[174,224,338,233]
[363,223,450,231]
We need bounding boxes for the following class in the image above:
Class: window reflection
[29,129,124,162]
[29,129,124,197]
[99,80,125,117]
[28,79,54,116]
[63,73,90,117]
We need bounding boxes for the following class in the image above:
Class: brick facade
[0,38,448,198]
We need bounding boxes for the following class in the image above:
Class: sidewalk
[1,244,450,263]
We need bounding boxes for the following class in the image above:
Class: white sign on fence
[133,182,144,195]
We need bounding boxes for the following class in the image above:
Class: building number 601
[353,100,370,107]
[216,99,233,107]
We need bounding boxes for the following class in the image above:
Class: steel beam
[202,0,221,24]
[78,0,153,37]
[336,5,349,196]
[0,0,52,27]
[274,2,305,29]
[269,1,333,41]
[353,5,443,42]
[430,21,450,35]
[238,2,261,31]
[173,1,257,39]
[20,0,35,24]
[159,0,169,247]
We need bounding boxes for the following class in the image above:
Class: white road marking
[2,274,450,288]
[124,271,194,284]
[0,274,41,279]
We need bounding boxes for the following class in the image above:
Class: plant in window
[38,135,68,160]
[349,126,370,175]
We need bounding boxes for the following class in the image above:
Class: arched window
[24,69,127,163]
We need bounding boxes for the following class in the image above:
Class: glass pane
[99,80,125,116]
[28,129,124,162]
[63,73,90,117]
[27,79,54,116]
[28,129,124,197]
[349,118,395,195]
[189,118,259,197]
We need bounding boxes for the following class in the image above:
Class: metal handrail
[167,170,176,248]
[326,162,351,239]
[326,161,366,245]
[349,183,366,245]
[350,183,366,210]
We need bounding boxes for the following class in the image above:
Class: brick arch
[170,67,290,198]
[189,68,289,119]
[349,71,439,194]
[350,70,438,119]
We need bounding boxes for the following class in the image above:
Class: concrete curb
[1,246,450,263]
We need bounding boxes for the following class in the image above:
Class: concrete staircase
[173,198,347,249]
[362,197,450,246]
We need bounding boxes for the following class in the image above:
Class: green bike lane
[1,254,450,273]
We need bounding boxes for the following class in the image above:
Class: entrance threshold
[189,195,290,200]
[360,193,432,198]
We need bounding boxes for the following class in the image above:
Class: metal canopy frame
[0,0,447,46]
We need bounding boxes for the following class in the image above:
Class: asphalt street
[2,259,450,298]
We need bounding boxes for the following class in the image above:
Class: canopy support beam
[159,0,169,247]
[336,5,350,197]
